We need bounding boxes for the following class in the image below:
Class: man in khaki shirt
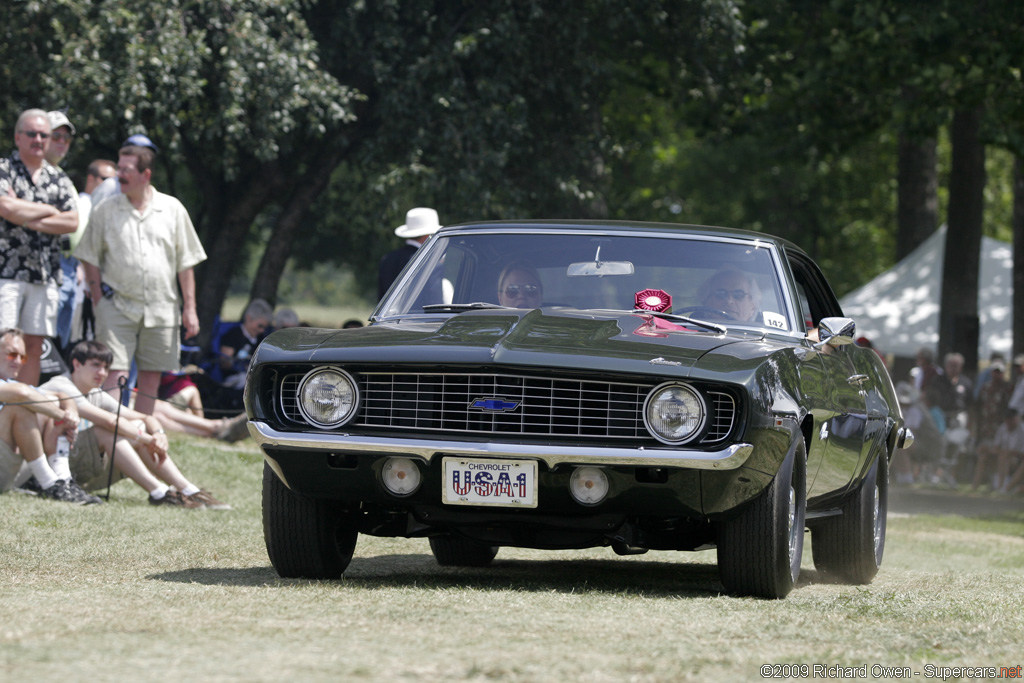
[74,135,206,415]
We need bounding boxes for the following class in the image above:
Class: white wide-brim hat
[394,207,442,239]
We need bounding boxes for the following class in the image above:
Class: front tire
[718,441,807,599]
[812,453,888,584]
[429,536,499,567]
[262,462,359,579]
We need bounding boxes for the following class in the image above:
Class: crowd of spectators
[0,107,318,507]
[889,344,1024,495]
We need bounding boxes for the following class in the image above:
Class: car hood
[256,308,776,378]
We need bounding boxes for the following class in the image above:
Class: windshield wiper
[422,302,509,312]
[630,309,727,334]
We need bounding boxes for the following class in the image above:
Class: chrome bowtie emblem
[469,397,521,412]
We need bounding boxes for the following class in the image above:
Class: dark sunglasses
[712,288,751,302]
[20,130,50,140]
[6,351,27,362]
[52,131,74,143]
[503,284,540,298]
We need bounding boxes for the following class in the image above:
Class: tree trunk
[938,108,985,372]
[896,133,938,260]
[250,145,350,306]
[1013,157,1024,364]
[192,161,290,348]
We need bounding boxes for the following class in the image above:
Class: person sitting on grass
[38,339,230,509]
[0,327,96,504]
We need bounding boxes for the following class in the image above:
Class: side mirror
[814,316,856,349]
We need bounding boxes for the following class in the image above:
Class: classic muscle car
[246,221,912,598]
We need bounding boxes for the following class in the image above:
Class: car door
[787,251,869,500]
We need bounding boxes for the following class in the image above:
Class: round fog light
[569,466,609,505]
[381,457,422,496]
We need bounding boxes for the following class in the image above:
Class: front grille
[279,370,736,444]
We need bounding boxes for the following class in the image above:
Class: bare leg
[134,370,161,415]
[153,401,225,437]
[103,369,131,404]
[1,405,47,463]
[17,334,44,387]
[91,428,163,492]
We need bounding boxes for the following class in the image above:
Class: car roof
[435,219,807,256]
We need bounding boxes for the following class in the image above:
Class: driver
[497,262,543,308]
[697,268,762,321]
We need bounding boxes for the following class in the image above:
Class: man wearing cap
[75,134,207,415]
[377,207,442,300]
[0,109,79,385]
[43,110,88,351]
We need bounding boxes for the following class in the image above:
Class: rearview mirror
[567,261,634,277]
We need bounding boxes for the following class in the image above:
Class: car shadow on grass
[151,553,740,597]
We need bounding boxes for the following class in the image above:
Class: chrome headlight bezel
[643,382,707,445]
[296,367,359,429]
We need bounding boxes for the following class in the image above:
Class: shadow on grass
[152,552,740,597]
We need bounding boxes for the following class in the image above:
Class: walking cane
[103,376,128,502]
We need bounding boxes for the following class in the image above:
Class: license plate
[442,457,538,508]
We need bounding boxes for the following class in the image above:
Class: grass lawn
[2,434,1023,681]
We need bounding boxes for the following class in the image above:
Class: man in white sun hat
[377,207,442,300]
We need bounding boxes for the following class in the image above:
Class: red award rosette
[634,289,672,313]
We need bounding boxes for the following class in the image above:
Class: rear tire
[812,453,888,584]
[262,462,358,579]
[429,536,499,567]
[718,441,807,599]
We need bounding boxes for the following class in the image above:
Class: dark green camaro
[245,221,911,598]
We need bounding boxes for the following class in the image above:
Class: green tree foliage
[297,0,746,295]
[2,0,357,342]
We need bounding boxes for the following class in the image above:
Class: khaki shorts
[71,428,125,491]
[94,297,180,372]
[0,438,25,493]
[0,279,60,336]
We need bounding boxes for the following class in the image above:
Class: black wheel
[262,462,359,579]
[812,453,888,584]
[674,305,735,321]
[429,535,499,567]
[717,440,807,599]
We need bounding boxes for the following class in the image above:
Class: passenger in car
[497,262,544,308]
[697,268,762,321]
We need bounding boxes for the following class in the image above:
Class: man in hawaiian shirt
[0,109,79,385]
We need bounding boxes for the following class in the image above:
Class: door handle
[847,374,869,386]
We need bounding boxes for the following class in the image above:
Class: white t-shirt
[38,374,121,432]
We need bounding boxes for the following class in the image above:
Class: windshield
[377,230,794,331]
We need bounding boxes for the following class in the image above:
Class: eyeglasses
[503,284,540,298]
[712,288,751,302]
[52,131,74,143]
[19,130,50,140]
[6,351,27,362]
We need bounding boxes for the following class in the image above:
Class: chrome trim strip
[249,421,754,470]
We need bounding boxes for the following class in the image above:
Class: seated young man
[0,327,97,504]
[38,340,230,509]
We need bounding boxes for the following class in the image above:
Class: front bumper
[249,421,755,471]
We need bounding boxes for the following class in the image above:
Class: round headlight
[643,383,706,445]
[297,367,358,429]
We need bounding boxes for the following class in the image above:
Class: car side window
[787,251,843,329]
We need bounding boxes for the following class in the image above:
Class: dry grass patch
[2,436,1023,681]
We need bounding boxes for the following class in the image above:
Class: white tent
[838,225,1014,360]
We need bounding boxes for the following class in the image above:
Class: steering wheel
[674,305,736,321]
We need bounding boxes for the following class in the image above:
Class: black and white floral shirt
[0,151,76,285]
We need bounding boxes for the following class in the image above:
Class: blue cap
[121,134,159,153]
